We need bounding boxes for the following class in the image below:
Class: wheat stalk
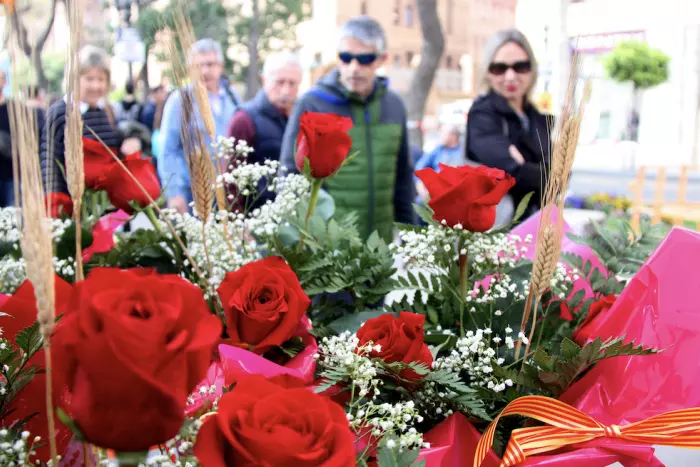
[515,58,592,363]
[191,147,215,222]
[8,43,59,463]
[64,0,85,281]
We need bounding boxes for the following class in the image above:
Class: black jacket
[40,100,121,194]
[466,91,552,210]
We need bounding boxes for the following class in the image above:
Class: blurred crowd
[2,14,553,239]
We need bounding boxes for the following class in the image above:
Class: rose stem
[458,236,470,338]
[297,178,322,253]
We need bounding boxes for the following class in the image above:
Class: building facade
[296,0,516,115]
[517,0,700,168]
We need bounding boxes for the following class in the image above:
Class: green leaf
[560,338,581,360]
[15,321,43,357]
[512,192,535,223]
[327,310,395,334]
[279,336,306,359]
[413,203,437,226]
[56,407,85,441]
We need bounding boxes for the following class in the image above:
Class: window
[446,55,453,69]
[360,1,367,14]
[406,51,415,67]
[405,4,414,27]
[393,0,401,25]
[393,54,402,67]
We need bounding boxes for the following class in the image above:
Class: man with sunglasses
[279,15,416,243]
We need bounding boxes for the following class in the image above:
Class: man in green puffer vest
[279,16,416,243]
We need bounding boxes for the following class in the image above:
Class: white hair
[338,15,387,54]
[190,38,224,63]
[262,50,302,79]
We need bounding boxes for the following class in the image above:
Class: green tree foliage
[135,0,309,86]
[603,40,671,90]
[13,52,65,95]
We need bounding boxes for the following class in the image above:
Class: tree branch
[36,0,59,50]
[406,0,445,147]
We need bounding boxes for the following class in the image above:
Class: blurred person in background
[40,45,139,196]
[227,50,302,208]
[159,38,241,214]
[466,29,552,215]
[416,123,463,172]
[0,71,45,207]
[280,16,415,242]
[139,85,167,132]
[114,80,142,123]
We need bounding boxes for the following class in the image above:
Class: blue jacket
[415,145,464,177]
[158,81,240,203]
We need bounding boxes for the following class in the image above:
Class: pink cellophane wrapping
[419,227,700,466]
[82,210,130,262]
[511,207,606,301]
[186,329,318,416]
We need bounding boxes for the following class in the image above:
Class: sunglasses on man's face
[338,52,379,66]
[488,60,532,75]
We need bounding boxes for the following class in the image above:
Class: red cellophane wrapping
[419,227,700,466]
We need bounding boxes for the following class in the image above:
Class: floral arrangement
[3,17,700,467]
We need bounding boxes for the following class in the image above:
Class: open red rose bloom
[194,374,355,467]
[416,164,515,232]
[51,268,221,452]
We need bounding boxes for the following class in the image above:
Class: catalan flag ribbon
[474,395,700,467]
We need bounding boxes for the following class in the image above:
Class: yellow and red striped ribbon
[474,395,700,467]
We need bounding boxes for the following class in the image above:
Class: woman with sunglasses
[466,29,552,216]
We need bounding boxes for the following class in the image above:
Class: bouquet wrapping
[417,227,700,466]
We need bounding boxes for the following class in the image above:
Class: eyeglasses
[338,52,379,66]
[488,60,532,75]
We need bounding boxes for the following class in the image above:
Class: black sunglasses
[338,52,379,66]
[488,60,532,75]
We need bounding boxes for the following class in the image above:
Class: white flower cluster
[347,400,428,453]
[317,332,381,399]
[0,208,21,246]
[214,136,254,163]
[0,256,77,295]
[468,273,529,305]
[160,210,261,293]
[392,224,459,269]
[468,233,532,275]
[0,258,27,295]
[218,160,280,198]
[245,174,310,238]
[316,333,429,453]
[0,429,41,466]
[432,329,516,394]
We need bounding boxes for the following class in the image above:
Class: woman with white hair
[466,29,552,215]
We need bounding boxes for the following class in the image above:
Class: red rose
[573,294,617,344]
[295,111,353,178]
[415,164,515,231]
[356,312,433,382]
[217,256,311,354]
[194,374,355,467]
[99,153,161,214]
[52,268,222,452]
[82,137,118,189]
[46,192,74,218]
[0,277,73,462]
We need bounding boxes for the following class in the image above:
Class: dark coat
[40,100,121,195]
[466,91,553,211]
